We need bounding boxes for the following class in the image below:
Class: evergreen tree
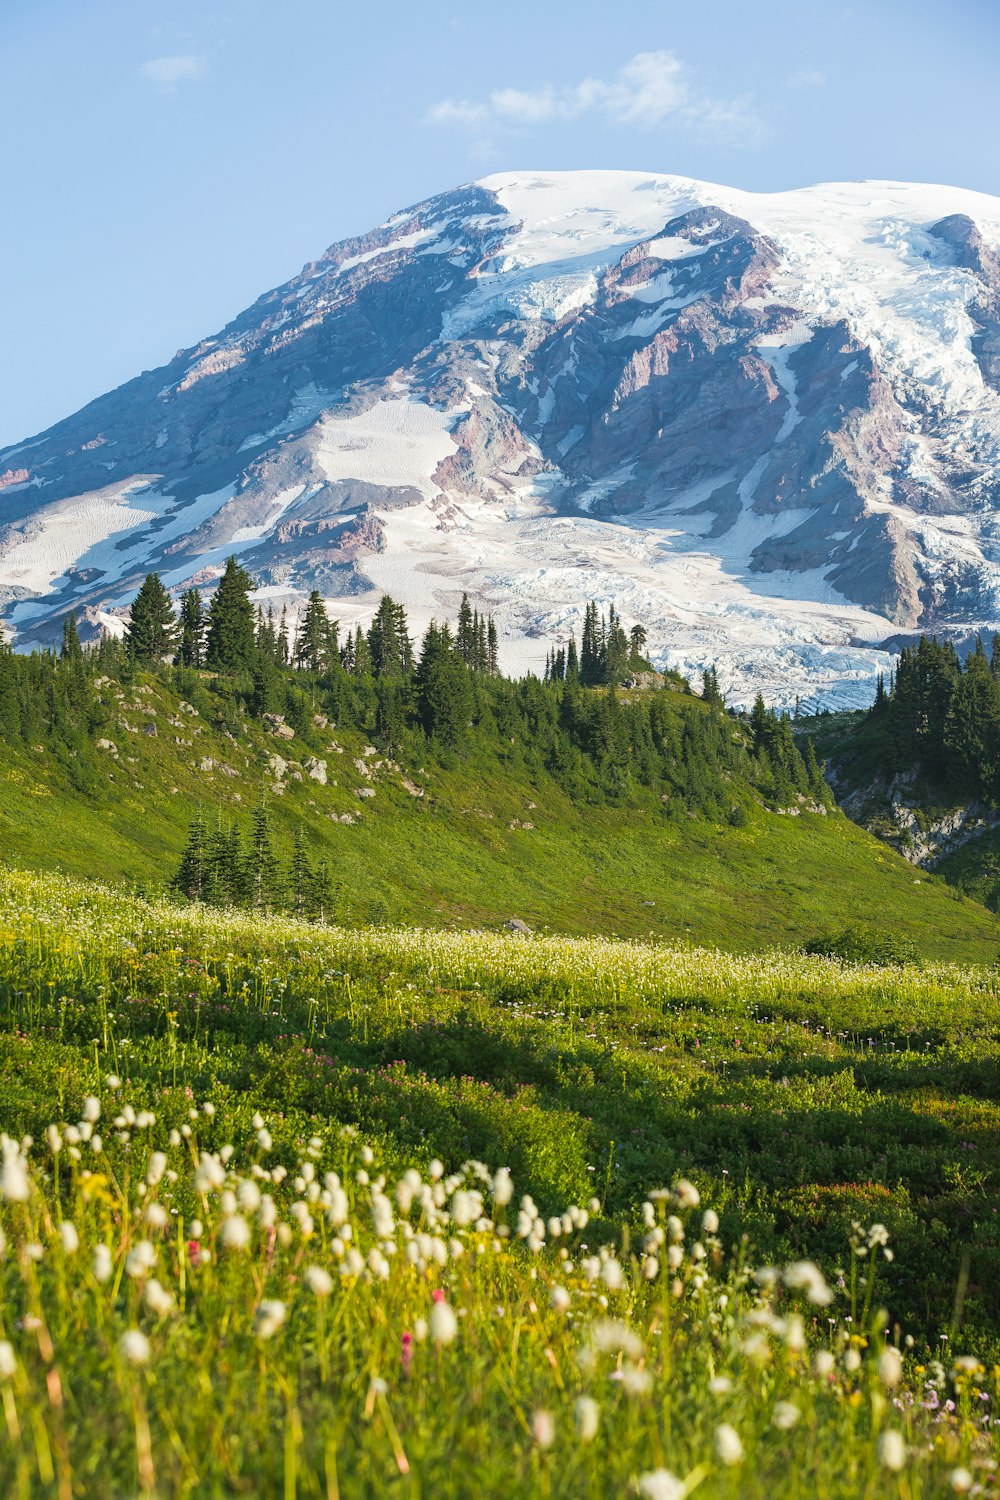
[205,558,256,674]
[177,589,206,669]
[243,803,281,909]
[173,809,208,900]
[60,611,83,664]
[125,574,178,664]
[296,591,332,672]
[487,618,499,676]
[416,622,473,746]
[701,665,724,709]
[368,595,412,677]
[629,623,648,669]
[456,593,475,665]
[352,628,373,677]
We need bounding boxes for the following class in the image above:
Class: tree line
[0,559,829,835]
[868,633,1000,802]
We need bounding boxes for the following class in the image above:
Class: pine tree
[205,558,256,674]
[277,607,290,667]
[416,622,473,745]
[352,628,373,677]
[174,809,208,900]
[368,595,412,677]
[243,803,281,909]
[125,574,179,664]
[487,618,499,676]
[60,611,83,664]
[456,593,475,665]
[295,591,332,672]
[629,624,648,669]
[177,589,206,669]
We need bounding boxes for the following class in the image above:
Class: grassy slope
[1,672,997,958]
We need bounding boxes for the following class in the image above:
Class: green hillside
[0,660,996,959]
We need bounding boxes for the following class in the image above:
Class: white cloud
[139,55,208,92]
[787,68,826,89]
[424,50,767,148]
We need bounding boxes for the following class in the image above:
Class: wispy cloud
[139,55,208,93]
[424,51,768,149]
[787,68,826,89]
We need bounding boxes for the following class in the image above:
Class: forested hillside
[0,567,996,955]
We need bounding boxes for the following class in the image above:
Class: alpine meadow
[5,8,1000,1492]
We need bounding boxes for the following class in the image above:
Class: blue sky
[2,0,998,448]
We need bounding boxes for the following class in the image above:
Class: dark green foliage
[177,589,206,669]
[295,591,338,673]
[862,634,1000,805]
[125,574,178,664]
[804,923,920,967]
[174,807,208,900]
[60,612,83,664]
[416,622,473,746]
[205,558,256,674]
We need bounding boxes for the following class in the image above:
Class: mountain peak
[3,170,1000,708]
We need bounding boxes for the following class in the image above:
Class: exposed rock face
[4,171,1000,706]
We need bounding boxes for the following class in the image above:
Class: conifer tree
[125,574,178,664]
[456,593,475,665]
[243,803,281,909]
[368,596,412,677]
[416,622,473,745]
[295,591,332,672]
[629,623,648,669]
[487,618,499,676]
[352,627,373,677]
[60,611,83,664]
[177,589,206,669]
[174,809,208,900]
[205,558,256,674]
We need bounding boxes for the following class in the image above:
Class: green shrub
[804,922,920,967]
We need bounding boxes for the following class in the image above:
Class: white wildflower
[119,1330,150,1367]
[531,1409,555,1448]
[574,1395,599,1442]
[219,1215,251,1251]
[429,1300,458,1345]
[305,1265,334,1298]
[59,1221,79,1255]
[715,1424,744,1466]
[637,1470,684,1500]
[254,1300,286,1340]
[879,1346,903,1388]
[878,1431,906,1472]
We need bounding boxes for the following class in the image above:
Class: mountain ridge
[4,169,1000,707]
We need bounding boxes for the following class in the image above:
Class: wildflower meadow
[0,867,998,1495]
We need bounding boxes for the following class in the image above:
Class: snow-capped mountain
[4,169,1000,707]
